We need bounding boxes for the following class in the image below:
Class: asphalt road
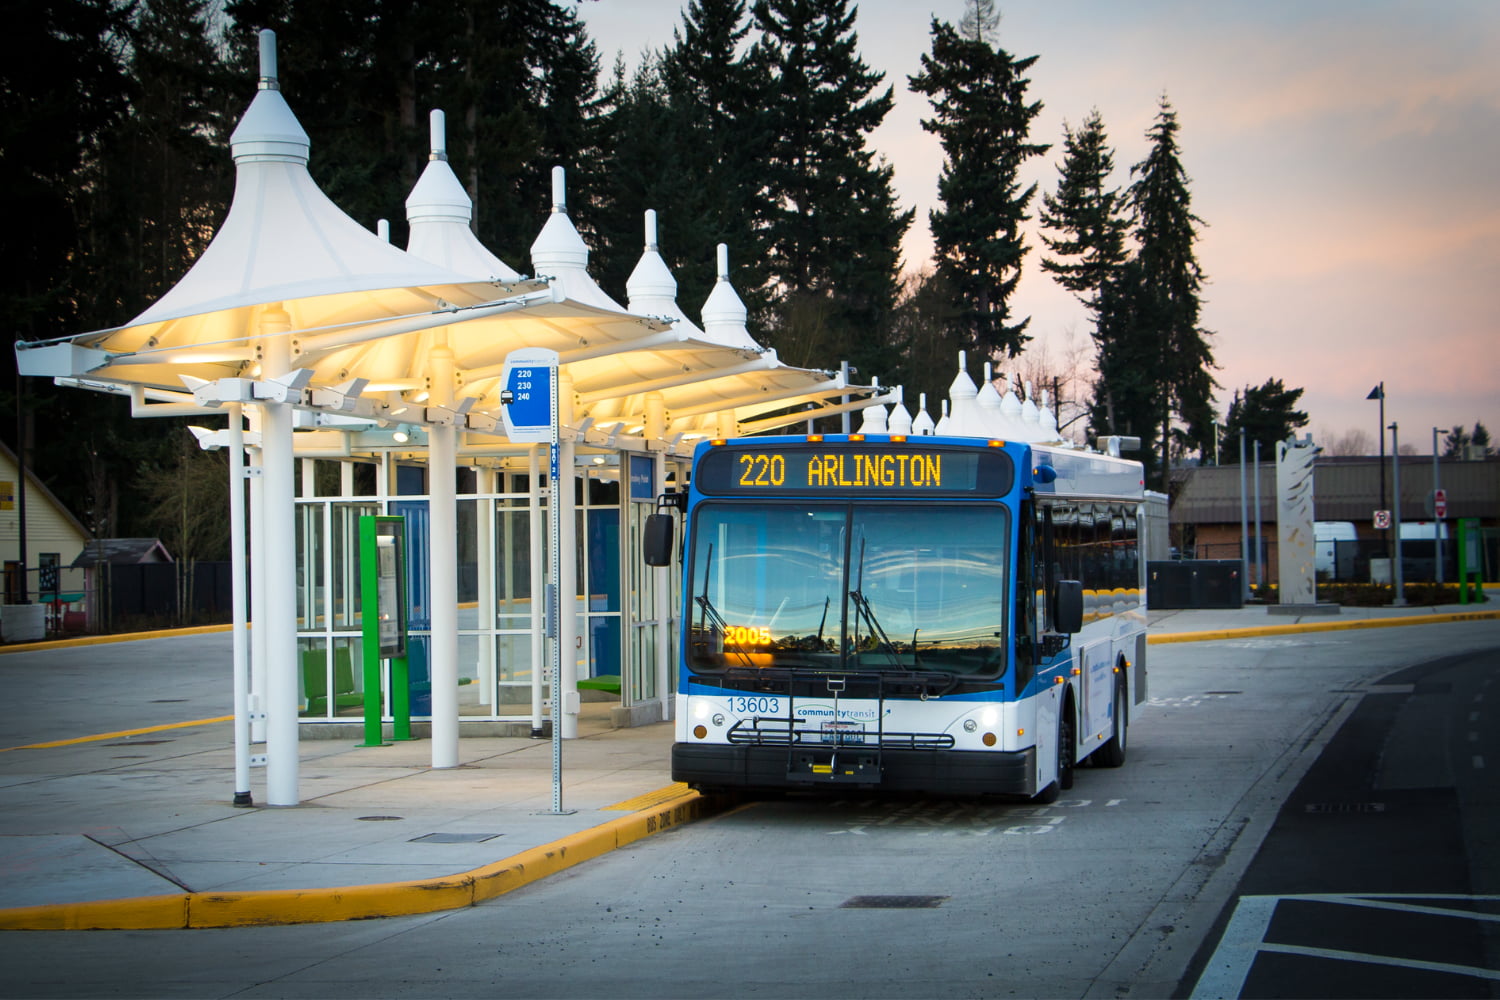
[2,622,1498,999]
[1183,645,1500,999]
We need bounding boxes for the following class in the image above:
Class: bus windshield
[686,502,1009,677]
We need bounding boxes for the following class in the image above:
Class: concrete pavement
[1,597,1495,931]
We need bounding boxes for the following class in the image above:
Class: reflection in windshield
[687,503,1008,676]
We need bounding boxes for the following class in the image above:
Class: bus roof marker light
[890,435,907,443]
[807,434,823,443]
[849,434,865,442]
[710,439,726,447]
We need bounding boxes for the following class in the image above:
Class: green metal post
[390,654,412,741]
[358,515,389,747]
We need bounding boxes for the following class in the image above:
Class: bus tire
[1095,673,1128,768]
[1033,703,1075,803]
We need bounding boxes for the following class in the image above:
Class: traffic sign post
[499,349,571,815]
[1373,510,1391,530]
[1433,488,1447,520]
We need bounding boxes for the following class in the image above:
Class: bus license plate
[821,721,864,745]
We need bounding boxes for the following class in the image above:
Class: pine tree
[1126,97,1217,484]
[749,0,911,373]
[1040,109,1129,312]
[222,0,598,261]
[1220,379,1310,463]
[591,0,772,315]
[1088,259,1166,481]
[909,13,1046,363]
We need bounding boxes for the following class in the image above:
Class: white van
[1315,521,1357,579]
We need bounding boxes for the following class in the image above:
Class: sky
[571,0,1499,454]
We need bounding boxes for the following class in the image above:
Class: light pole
[1390,421,1406,606]
[1432,426,1448,585]
[1238,428,1249,603]
[1366,383,1386,557]
[1253,439,1263,594]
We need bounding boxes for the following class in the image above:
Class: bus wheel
[1034,707,1075,803]
[1058,707,1076,790]
[1095,675,1128,768]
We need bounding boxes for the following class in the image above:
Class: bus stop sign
[1434,488,1447,519]
[500,348,558,444]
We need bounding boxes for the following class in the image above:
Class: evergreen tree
[222,0,598,263]
[749,0,911,374]
[1039,109,1129,313]
[909,12,1046,363]
[1220,378,1310,463]
[1088,259,1166,482]
[1444,421,1494,458]
[1124,97,1217,485]
[1,0,132,351]
[591,0,772,317]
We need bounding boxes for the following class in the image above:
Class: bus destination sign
[695,444,1013,496]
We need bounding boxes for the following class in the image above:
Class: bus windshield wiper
[696,543,756,668]
[848,536,899,665]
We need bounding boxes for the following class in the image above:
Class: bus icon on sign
[1373,509,1391,529]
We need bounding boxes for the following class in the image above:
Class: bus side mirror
[643,513,674,567]
[1054,580,1084,634]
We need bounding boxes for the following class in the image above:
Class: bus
[644,433,1148,801]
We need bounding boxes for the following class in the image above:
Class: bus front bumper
[672,742,1038,797]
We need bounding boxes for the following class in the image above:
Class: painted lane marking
[1191,894,1500,999]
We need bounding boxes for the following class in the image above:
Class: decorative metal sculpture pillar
[1275,434,1320,608]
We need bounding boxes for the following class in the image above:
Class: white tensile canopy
[14,30,889,808]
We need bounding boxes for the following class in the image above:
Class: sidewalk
[1,597,1495,931]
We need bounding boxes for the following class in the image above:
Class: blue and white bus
[646,433,1148,800]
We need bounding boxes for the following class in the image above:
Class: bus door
[1080,638,1115,747]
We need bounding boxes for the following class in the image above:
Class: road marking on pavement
[0,716,233,753]
[1191,894,1500,999]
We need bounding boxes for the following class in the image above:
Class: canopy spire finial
[645,209,658,251]
[551,166,566,214]
[258,29,279,91]
[429,109,447,162]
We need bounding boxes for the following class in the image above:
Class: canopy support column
[429,340,459,768]
[228,403,252,806]
[247,409,267,745]
[258,308,300,805]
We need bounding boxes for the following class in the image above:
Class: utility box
[1147,560,1245,610]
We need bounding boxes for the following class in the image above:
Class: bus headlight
[963,719,978,733]
[712,713,726,727]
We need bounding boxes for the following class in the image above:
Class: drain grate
[356,815,404,822]
[1304,802,1386,814]
[409,832,501,844]
[840,895,948,909]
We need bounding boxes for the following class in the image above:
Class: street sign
[1434,497,1448,519]
[500,348,558,443]
[1373,509,1392,530]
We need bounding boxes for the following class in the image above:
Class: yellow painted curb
[0,623,232,654]
[1148,608,1500,644]
[0,790,721,931]
[0,891,190,931]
